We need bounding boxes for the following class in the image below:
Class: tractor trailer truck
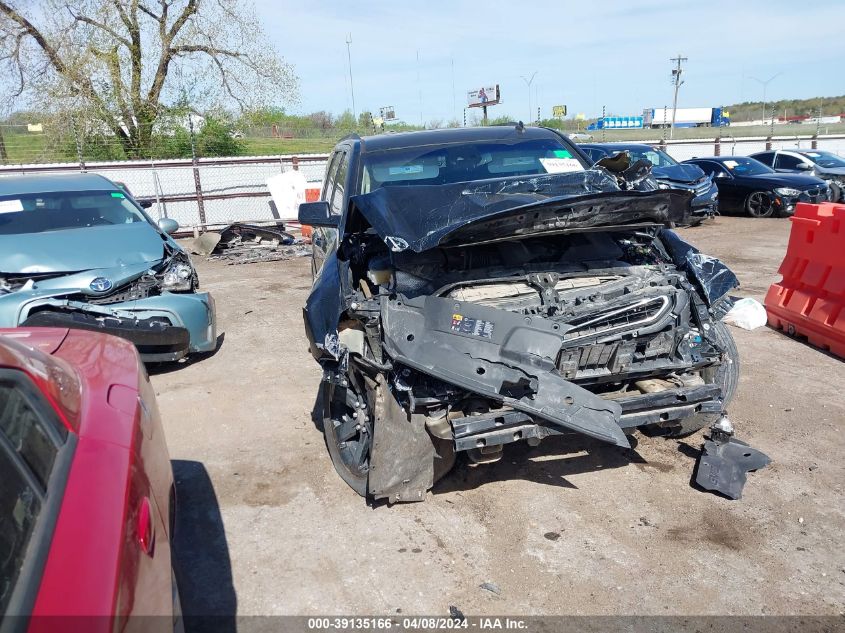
[644,107,729,128]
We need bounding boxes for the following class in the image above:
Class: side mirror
[796,162,813,171]
[157,218,180,234]
[298,201,338,227]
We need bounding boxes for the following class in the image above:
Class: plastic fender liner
[368,374,436,503]
[381,295,629,448]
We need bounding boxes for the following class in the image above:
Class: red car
[0,328,180,630]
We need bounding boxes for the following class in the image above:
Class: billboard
[552,105,567,118]
[379,106,396,121]
[467,85,500,108]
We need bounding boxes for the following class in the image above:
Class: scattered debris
[191,222,312,265]
[448,606,465,621]
[543,531,561,541]
[722,297,768,330]
[695,415,771,499]
[638,516,656,528]
[479,582,501,595]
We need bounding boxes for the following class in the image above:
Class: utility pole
[417,50,423,126]
[521,72,538,124]
[669,54,687,140]
[451,58,457,122]
[345,34,356,122]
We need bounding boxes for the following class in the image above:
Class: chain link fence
[0,153,328,228]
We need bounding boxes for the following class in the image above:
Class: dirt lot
[157,216,845,618]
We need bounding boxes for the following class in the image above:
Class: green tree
[0,0,298,158]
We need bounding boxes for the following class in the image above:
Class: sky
[254,0,845,124]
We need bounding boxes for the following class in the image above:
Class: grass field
[3,122,844,165]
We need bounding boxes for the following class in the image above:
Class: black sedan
[580,143,718,222]
[682,156,830,218]
[749,149,845,202]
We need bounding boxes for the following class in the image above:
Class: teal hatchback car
[0,173,217,362]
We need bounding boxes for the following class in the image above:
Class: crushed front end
[0,250,216,362]
[305,171,741,502]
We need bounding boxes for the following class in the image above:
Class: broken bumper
[5,291,217,362]
[379,295,723,450]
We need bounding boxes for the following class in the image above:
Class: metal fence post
[72,115,86,172]
[188,115,207,226]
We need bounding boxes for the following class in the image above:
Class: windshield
[801,151,845,169]
[0,190,150,236]
[720,157,773,176]
[360,139,587,192]
[622,147,678,168]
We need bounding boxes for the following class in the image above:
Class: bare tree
[0,0,298,157]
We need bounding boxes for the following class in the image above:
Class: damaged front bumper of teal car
[0,266,217,362]
[0,174,217,362]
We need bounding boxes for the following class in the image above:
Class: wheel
[665,321,740,437]
[745,191,774,218]
[322,370,456,498]
[323,374,372,497]
[830,181,842,203]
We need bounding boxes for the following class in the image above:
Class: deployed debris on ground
[191,222,312,265]
[695,415,771,499]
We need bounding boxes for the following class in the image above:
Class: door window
[321,152,341,201]
[329,152,350,216]
[0,371,69,613]
[775,153,805,170]
[753,152,775,166]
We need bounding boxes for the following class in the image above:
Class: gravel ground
[157,216,845,618]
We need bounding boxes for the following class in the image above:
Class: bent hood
[816,166,845,177]
[652,163,706,184]
[349,171,692,252]
[0,223,166,274]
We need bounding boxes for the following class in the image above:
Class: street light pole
[521,72,538,124]
[748,72,782,124]
[345,34,356,122]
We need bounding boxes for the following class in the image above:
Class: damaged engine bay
[303,165,765,503]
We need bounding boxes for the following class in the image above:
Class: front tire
[323,375,371,497]
[745,191,774,218]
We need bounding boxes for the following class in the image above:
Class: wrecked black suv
[300,126,740,503]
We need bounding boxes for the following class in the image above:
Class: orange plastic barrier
[300,187,321,239]
[764,202,845,358]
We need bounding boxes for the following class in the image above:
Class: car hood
[815,166,845,177]
[737,172,828,188]
[652,163,706,183]
[0,223,166,274]
[349,171,692,252]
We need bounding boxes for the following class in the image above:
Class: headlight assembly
[773,187,801,197]
[161,259,195,291]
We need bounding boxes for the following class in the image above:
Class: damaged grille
[561,295,671,342]
[69,276,160,305]
[558,329,677,379]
